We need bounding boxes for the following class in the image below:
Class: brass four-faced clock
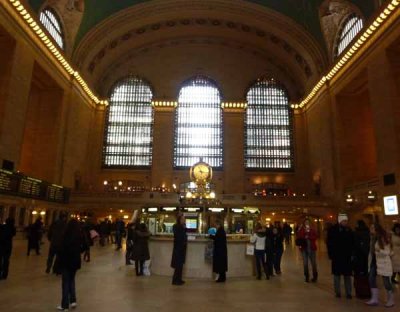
[190,160,213,183]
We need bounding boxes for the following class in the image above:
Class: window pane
[336,14,363,57]
[174,77,223,168]
[102,77,153,168]
[245,78,293,170]
[39,8,64,50]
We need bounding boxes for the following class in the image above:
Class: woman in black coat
[131,223,150,276]
[0,217,16,280]
[171,215,187,285]
[211,220,228,282]
[57,219,83,311]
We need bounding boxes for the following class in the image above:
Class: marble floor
[0,238,398,312]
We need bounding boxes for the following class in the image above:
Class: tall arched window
[39,7,65,50]
[335,13,363,57]
[245,78,293,170]
[174,76,223,168]
[102,77,153,168]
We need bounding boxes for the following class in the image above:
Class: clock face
[193,164,211,181]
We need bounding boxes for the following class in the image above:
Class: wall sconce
[367,190,377,202]
[346,194,354,204]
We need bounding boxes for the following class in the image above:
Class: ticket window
[185,217,198,233]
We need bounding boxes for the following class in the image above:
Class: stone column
[151,106,175,189]
[368,51,400,192]
[222,107,245,194]
[0,40,34,167]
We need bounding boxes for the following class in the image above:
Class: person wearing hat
[327,213,355,299]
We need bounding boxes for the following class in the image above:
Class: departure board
[19,177,41,197]
[0,169,13,192]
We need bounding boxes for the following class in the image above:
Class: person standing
[391,223,400,284]
[0,218,16,280]
[57,219,83,311]
[271,226,284,275]
[327,214,354,299]
[125,222,135,265]
[27,217,43,256]
[211,220,227,283]
[250,223,269,280]
[131,223,151,276]
[115,218,126,251]
[353,220,371,299]
[296,219,318,282]
[46,213,67,274]
[171,214,187,285]
[282,223,292,244]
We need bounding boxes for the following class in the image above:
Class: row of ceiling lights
[5,0,399,110]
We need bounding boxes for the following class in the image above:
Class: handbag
[246,243,255,256]
[90,229,99,240]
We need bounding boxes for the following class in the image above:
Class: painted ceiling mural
[28,0,375,49]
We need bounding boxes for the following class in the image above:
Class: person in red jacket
[296,218,318,282]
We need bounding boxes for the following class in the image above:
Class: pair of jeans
[0,252,11,279]
[368,261,393,291]
[172,265,183,283]
[334,275,352,296]
[301,250,317,279]
[61,269,77,309]
[46,245,57,272]
[135,260,144,276]
[273,249,283,273]
[254,250,268,278]
[115,233,122,249]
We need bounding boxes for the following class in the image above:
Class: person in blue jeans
[250,223,269,280]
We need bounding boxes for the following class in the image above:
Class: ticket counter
[149,234,253,279]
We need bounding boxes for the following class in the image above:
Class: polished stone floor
[0,238,398,311]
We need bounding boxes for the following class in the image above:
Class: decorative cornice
[3,0,107,106]
[293,0,400,111]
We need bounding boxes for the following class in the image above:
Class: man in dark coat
[46,213,67,274]
[115,218,126,250]
[353,219,371,299]
[58,219,83,311]
[327,214,354,299]
[211,220,228,282]
[0,217,16,280]
[27,217,43,256]
[171,215,187,285]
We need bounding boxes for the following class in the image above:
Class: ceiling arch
[72,0,331,99]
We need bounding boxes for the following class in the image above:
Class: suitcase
[354,274,371,299]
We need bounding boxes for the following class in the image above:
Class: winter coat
[0,221,16,255]
[131,229,150,261]
[296,226,318,252]
[28,220,43,244]
[327,224,354,275]
[375,242,393,277]
[171,224,187,269]
[47,219,67,250]
[271,233,284,252]
[211,227,228,274]
[250,232,266,250]
[353,226,370,275]
[391,234,400,272]
[58,221,83,272]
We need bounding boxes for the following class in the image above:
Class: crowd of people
[0,213,399,310]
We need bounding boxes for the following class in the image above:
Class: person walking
[57,219,83,311]
[211,220,227,283]
[250,223,269,280]
[46,213,67,274]
[115,218,126,251]
[282,223,292,244]
[27,217,43,256]
[131,223,150,276]
[353,220,371,299]
[125,222,134,265]
[296,218,318,282]
[271,226,284,275]
[391,223,400,284]
[171,214,187,285]
[327,214,354,299]
[0,217,16,280]
[365,224,395,308]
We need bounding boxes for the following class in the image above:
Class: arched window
[335,13,363,57]
[245,78,293,170]
[102,77,153,168]
[174,76,223,168]
[39,7,65,50]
